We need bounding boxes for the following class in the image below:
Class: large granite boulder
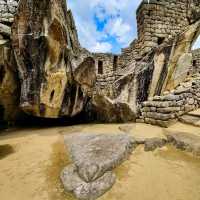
[91,94,136,123]
[61,164,116,200]
[11,0,96,118]
[61,133,136,199]
[63,133,136,182]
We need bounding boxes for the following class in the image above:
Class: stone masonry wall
[192,48,200,73]
[136,0,189,55]
[117,0,192,73]
[93,53,119,98]
[0,0,18,42]
[139,75,200,127]
[0,0,18,24]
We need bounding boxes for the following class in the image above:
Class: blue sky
[68,0,142,54]
[68,0,200,54]
[193,35,200,50]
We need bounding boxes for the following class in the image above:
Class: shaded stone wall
[0,0,20,121]
[192,48,200,73]
[139,75,200,127]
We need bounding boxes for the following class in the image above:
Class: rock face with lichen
[11,0,96,118]
[0,0,20,122]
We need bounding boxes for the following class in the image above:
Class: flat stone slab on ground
[179,114,200,127]
[187,109,200,117]
[61,164,116,200]
[165,131,200,156]
[119,125,166,139]
[64,133,136,182]
[144,138,167,151]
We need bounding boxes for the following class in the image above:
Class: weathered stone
[64,133,136,182]
[0,23,11,36]
[179,114,200,127]
[61,164,116,200]
[0,42,20,121]
[157,107,181,113]
[144,138,167,151]
[92,95,136,123]
[144,112,176,121]
[165,131,200,156]
[141,106,157,112]
[144,117,177,128]
[11,0,96,118]
[0,0,200,125]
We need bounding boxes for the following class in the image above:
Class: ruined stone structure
[136,0,189,55]
[94,0,200,101]
[93,53,118,98]
[0,0,199,126]
[139,75,200,127]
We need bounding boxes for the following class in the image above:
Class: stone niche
[192,48,200,73]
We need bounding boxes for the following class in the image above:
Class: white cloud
[90,42,112,53]
[68,0,142,53]
[192,35,200,50]
[104,17,132,45]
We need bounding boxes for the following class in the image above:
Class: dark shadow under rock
[0,144,15,159]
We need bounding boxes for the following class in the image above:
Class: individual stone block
[157,107,181,113]
[144,138,167,151]
[0,23,11,36]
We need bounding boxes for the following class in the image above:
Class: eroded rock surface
[61,164,116,200]
[61,133,136,199]
[11,0,96,118]
[0,41,20,121]
[144,138,167,151]
[64,133,136,182]
[165,131,200,156]
[91,95,136,123]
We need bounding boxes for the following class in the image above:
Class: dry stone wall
[139,75,200,127]
[136,0,190,55]
[0,0,18,24]
[93,53,118,98]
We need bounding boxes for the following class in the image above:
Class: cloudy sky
[68,0,200,54]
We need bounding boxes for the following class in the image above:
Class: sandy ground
[0,123,200,200]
